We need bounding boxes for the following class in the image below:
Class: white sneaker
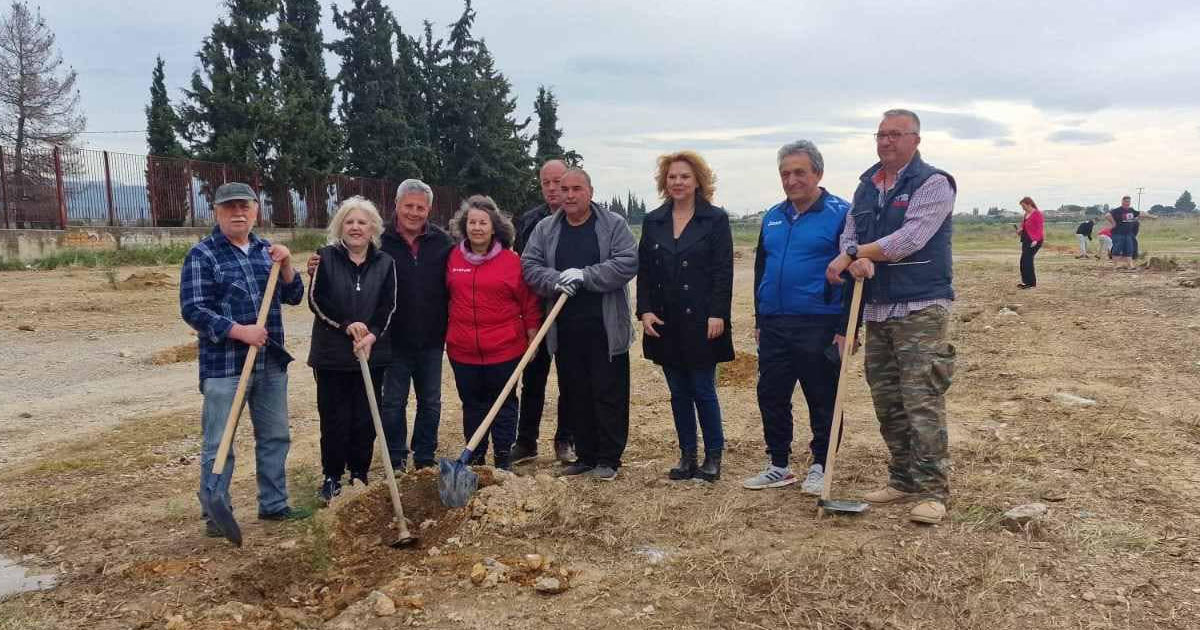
[800,464,825,495]
[741,465,797,490]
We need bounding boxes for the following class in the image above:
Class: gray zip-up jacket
[521,203,638,358]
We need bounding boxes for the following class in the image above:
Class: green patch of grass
[284,230,328,254]
[303,517,333,574]
[952,503,1005,530]
[3,244,193,271]
[289,464,325,516]
[1069,520,1159,553]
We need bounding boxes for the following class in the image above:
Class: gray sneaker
[741,465,796,490]
[585,465,617,481]
[800,464,825,495]
[510,442,538,464]
[554,441,577,464]
[559,462,594,477]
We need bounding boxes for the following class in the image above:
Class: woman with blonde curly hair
[636,151,734,482]
[444,195,542,469]
[307,196,397,502]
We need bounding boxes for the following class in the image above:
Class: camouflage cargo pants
[864,306,955,501]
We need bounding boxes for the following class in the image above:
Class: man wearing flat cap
[181,182,307,536]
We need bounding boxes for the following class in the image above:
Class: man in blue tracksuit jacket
[743,140,850,495]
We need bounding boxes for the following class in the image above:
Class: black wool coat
[635,199,735,367]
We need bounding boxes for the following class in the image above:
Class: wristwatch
[846,245,859,260]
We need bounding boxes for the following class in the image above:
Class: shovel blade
[818,498,871,515]
[437,456,478,508]
[199,485,243,547]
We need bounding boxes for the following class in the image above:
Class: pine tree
[179,0,277,178]
[329,0,423,182]
[145,56,186,157]
[0,1,85,173]
[437,0,533,213]
[276,0,338,225]
[1175,190,1196,213]
[532,86,581,166]
[145,56,190,225]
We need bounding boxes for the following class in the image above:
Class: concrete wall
[0,226,324,263]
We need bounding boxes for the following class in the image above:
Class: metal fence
[0,145,458,230]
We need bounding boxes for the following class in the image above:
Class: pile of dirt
[113,271,176,290]
[717,350,757,388]
[149,342,198,364]
[468,470,571,532]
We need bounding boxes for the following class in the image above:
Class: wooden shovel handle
[463,292,569,453]
[817,278,864,516]
[212,261,281,475]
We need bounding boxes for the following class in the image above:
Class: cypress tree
[533,86,581,166]
[276,0,338,225]
[145,56,186,157]
[145,56,189,225]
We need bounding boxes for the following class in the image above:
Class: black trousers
[314,367,382,479]
[756,316,841,468]
[449,358,519,464]
[555,318,630,468]
[1020,241,1041,286]
[516,341,572,448]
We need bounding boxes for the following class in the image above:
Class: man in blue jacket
[743,141,849,494]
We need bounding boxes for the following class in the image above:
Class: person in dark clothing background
[511,159,574,466]
[1107,195,1139,270]
[307,196,397,502]
[743,140,850,495]
[1075,218,1093,258]
[637,150,734,482]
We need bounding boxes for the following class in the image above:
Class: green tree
[179,0,278,173]
[532,85,581,166]
[145,56,185,157]
[1175,190,1196,213]
[144,56,190,226]
[329,0,424,182]
[276,0,339,225]
[436,0,533,212]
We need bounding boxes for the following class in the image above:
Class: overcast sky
[41,0,1200,216]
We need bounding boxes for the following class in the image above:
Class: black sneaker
[205,520,223,538]
[258,506,314,521]
[413,459,437,471]
[559,462,594,477]
[554,441,577,464]
[350,472,368,486]
[319,476,342,503]
[510,442,538,464]
[585,465,617,481]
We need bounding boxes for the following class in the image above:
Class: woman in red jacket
[1015,196,1044,289]
[445,195,542,469]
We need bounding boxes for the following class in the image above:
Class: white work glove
[554,281,578,296]
[557,268,585,292]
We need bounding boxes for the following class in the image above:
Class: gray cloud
[605,128,859,152]
[918,112,1011,140]
[993,139,1017,148]
[1046,130,1116,145]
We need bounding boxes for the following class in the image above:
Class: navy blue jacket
[851,152,956,305]
[754,190,850,320]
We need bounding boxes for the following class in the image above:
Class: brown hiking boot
[909,500,947,524]
[863,486,917,504]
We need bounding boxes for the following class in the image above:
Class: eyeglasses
[874,131,918,142]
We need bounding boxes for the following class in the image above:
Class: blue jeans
[662,365,725,453]
[381,347,444,465]
[198,365,291,517]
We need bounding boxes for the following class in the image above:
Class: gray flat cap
[213,182,258,205]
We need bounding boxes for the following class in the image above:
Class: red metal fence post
[186,159,196,228]
[103,151,116,226]
[53,146,67,229]
[0,147,9,229]
[146,155,157,226]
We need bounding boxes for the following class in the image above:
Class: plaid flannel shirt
[180,227,305,380]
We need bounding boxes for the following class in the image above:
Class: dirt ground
[1,246,1199,629]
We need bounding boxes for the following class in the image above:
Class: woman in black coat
[636,151,734,482]
[308,196,398,503]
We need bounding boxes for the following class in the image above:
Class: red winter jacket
[445,243,542,365]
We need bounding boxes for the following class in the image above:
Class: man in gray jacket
[522,167,638,481]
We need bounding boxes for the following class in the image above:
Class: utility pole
[1136,186,1144,211]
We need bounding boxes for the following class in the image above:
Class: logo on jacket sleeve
[891,194,910,208]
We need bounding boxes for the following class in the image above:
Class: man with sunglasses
[825,109,957,525]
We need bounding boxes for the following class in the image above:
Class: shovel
[816,277,870,517]
[200,261,281,546]
[439,292,569,507]
[357,351,418,548]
